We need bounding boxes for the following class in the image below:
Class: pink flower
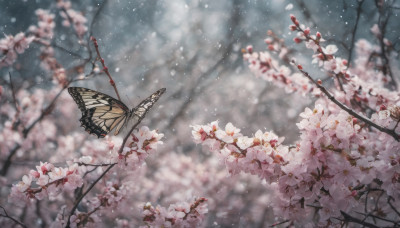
[37,162,54,175]
[36,173,50,186]
[322,44,338,55]
[58,7,87,38]
[237,136,253,149]
[17,175,32,192]
[215,122,241,143]
[13,32,34,54]
[8,186,30,207]
[305,40,319,52]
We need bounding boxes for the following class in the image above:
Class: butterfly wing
[131,88,166,121]
[68,87,130,138]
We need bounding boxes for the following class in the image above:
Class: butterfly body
[68,87,165,138]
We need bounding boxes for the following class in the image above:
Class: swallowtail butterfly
[68,87,165,138]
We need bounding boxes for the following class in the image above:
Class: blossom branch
[90,36,121,101]
[290,15,347,91]
[192,121,287,182]
[294,63,399,141]
[142,197,208,227]
[182,197,208,220]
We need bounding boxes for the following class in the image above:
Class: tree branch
[0,205,27,228]
[295,64,399,141]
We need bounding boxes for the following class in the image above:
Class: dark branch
[340,211,379,228]
[346,0,364,68]
[0,205,27,228]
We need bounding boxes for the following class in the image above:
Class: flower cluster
[290,15,398,109]
[57,0,88,39]
[142,197,208,227]
[0,33,34,68]
[193,110,399,226]
[231,14,400,227]
[28,9,55,40]
[8,162,83,207]
[51,182,128,228]
[243,43,314,96]
[31,9,66,85]
[192,121,288,182]
[117,126,164,170]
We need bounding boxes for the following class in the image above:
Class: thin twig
[355,211,398,224]
[341,211,380,228]
[347,0,364,68]
[75,162,115,167]
[388,196,400,217]
[90,36,121,101]
[52,43,85,59]
[0,144,21,176]
[376,1,397,89]
[0,205,27,228]
[89,0,107,38]
[269,219,290,227]
[86,0,108,64]
[9,72,19,112]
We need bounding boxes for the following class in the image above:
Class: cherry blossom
[142,197,208,227]
[8,162,83,206]
[0,33,34,68]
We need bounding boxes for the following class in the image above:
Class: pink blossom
[322,44,338,55]
[0,32,34,68]
[142,198,208,227]
[215,122,241,143]
[305,40,319,52]
[57,2,87,39]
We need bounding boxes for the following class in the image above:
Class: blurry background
[1,0,399,227]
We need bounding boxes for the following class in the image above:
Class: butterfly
[68,87,166,138]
